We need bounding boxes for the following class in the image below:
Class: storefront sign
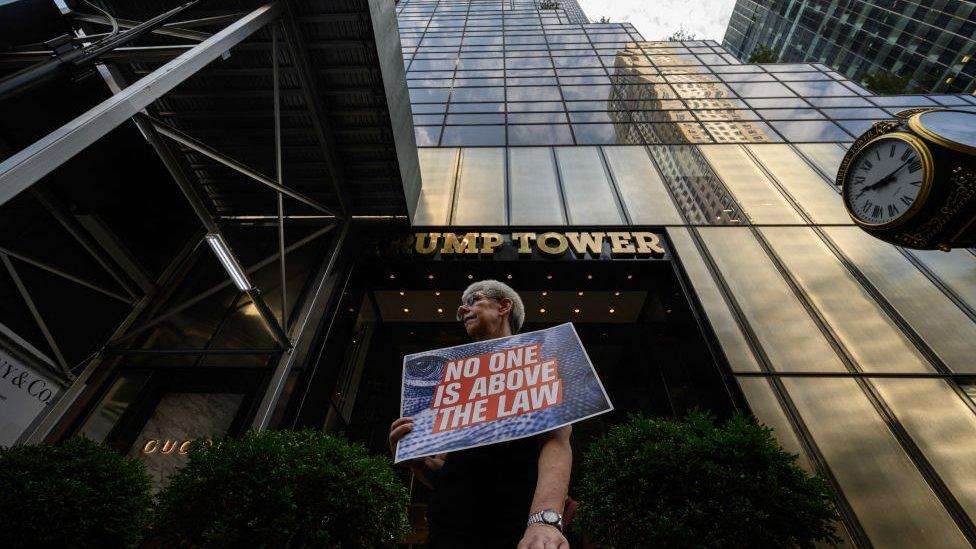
[395,323,612,462]
[387,231,667,260]
[0,346,59,446]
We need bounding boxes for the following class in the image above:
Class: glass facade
[723,0,976,94]
[397,0,976,545]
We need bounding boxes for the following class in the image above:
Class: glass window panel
[727,81,796,98]
[505,57,553,69]
[837,120,877,136]
[450,87,504,102]
[414,148,458,225]
[823,227,976,374]
[448,102,504,113]
[869,96,937,107]
[795,143,847,180]
[506,77,557,86]
[666,228,762,373]
[453,148,505,225]
[454,77,505,87]
[506,68,555,77]
[746,144,849,224]
[784,80,855,97]
[693,109,760,121]
[820,107,889,119]
[445,113,505,124]
[698,227,848,373]
[673,82,735,99]
[413,114,444,125]
[509,147,565,225]
[409,88,451,103]
[560,85,612,100]
[698,145,804,224]
[872,378,976,523]
[781,377,969,548]
[558,75,611,85]
[930,95,971,106]
[568,111,615,123]
[507,124,574,145]
[736,379,811,469]
[719,72,776,83]
[603,146,683,224]
[773,72,830,81]
[507,112,568,124]
[440,125,505,146]
[757,108,824,120]
[685,98,751,110]
[507,101,565,112]
[905,249,976,313]
[760,227,934,374]
[572,123,643,145]
[744,97,810,109]
[408,59,456,71]
[554,147,624,224]
[807,96,873,108]
[506,86,563,101]
[454,69,504,78]
[414,126,441,146]
[769,120,851,142]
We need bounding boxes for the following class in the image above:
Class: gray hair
[462,279,525,334]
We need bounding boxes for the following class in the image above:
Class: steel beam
[0,246,131,303]
[1,254,72,379]
[109,224,335,347]
[0,3,279,209]
[279,3,352,216]
[71,12,212,42]
[273,26,288,331]
[30,185,141,299]
[253,222,349,430]
[147,117,340,217]
[135,116,290,349]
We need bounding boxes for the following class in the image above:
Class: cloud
[576,0,737,41]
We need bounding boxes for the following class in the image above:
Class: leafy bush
[154,429,410,548]
[748,44,780,64]
[0,437,151,548]
[574,412,840,548]
[863,69,915,95]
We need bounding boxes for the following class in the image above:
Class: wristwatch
[527,509,563,531]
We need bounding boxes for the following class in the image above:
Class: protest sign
[395,322,612,463]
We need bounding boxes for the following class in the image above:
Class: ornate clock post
[836,109,976,250]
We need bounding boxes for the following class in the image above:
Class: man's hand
[518,523,568,549]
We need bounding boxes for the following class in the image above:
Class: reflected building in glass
[723,0,976,94]
[396,0,976,545]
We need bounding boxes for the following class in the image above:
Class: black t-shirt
[426,436,539,545]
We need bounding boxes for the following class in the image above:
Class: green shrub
[0,437,151,548]
[154,429,410,548]
[574,411,840,548]
[748,44,780,64]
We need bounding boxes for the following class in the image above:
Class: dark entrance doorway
[284,238,744,545]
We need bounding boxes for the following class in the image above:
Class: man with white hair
[389,280,573,549]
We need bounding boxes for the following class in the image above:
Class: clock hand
[853,159,912,199]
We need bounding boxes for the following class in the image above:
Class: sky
[576,0,738,42]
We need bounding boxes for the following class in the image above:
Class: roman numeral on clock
[900,195,913,206]
[872,205,882,218]
[901,149,912,161]
[887,204,898,217]
[908,159,922,173]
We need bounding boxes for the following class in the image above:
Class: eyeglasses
[455,292,497,321]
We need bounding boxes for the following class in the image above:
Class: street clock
[836,109,976,250]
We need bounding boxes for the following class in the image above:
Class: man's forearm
[529,425,572,515]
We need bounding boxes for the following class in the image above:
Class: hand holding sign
[395,323,611,463]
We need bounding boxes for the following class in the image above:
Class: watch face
[843,134,931,228]
[542,510,560,523]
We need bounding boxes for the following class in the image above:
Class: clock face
[843,135,929,227]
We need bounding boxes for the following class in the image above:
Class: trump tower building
[2,0,976,546]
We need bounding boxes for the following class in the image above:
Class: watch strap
[527,509,563,531]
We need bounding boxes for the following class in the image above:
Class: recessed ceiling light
[586,274,593,280]
[614,291,620,296]
[437,308,443,313]
[389,273,396,279]
[403,308,409,313]
[541,291,548,296]
[539,308,546,313]
[626,274,633,280]
[573,308,580,314]
[435,291,441,296]
[546,274,553,280]
[609,308,615,314]
[506,274,513,280]
[467,274,474,280]
[399,291,405,296]
[577,291,584,296]
[428,274,435,280]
